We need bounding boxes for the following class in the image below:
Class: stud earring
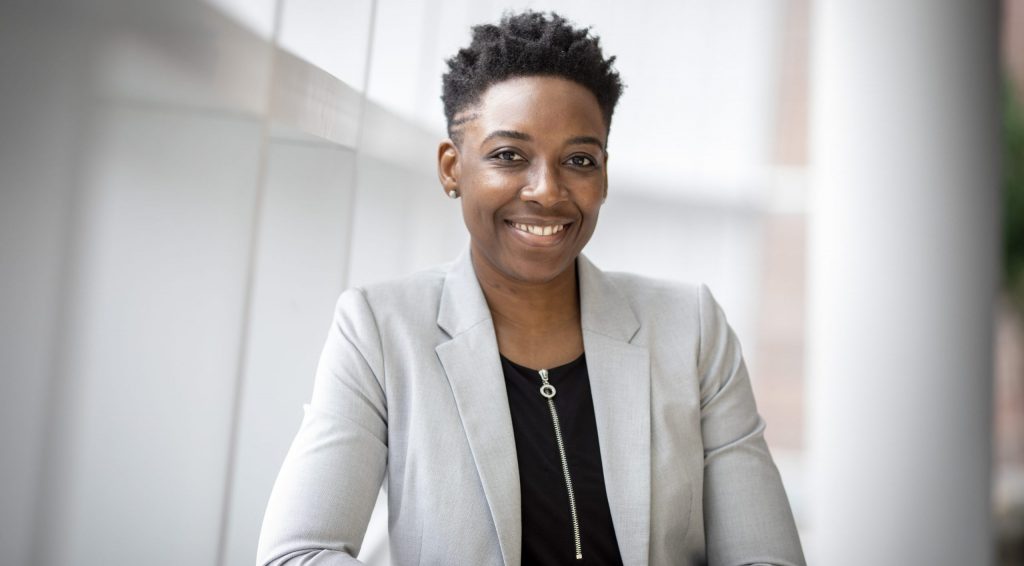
[448,190,459,199]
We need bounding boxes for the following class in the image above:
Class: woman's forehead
[459,76,607,145]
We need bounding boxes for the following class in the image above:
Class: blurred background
[0,0,1020,564]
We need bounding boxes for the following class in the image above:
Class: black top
[500,352,624,566]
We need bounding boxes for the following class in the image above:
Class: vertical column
[807,2,1000,565]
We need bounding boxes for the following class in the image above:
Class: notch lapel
[435,246,521,566]
[578,253,652,566]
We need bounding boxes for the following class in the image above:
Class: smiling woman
[439,76,607,295]
[257,10,805,566]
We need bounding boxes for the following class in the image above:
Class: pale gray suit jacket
[257,246,805,566]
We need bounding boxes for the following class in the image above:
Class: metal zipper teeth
[539,368,583,561]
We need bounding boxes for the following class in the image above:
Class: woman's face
[438,75,609,284]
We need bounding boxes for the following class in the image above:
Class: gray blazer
[257,246,805,566]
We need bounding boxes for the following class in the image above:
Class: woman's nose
[521,161,567,207]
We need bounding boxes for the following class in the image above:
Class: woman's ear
[437,139,461,197]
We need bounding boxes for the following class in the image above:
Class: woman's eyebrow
[480,129,531,148]
[479,130,606,151]
[565,135,606,150]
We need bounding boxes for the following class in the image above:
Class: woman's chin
[499,254,578,285]
[470,236,585,286]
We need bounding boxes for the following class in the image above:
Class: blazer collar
[436,245,491,338]
[435,244,651,566]
[436,244,641,341]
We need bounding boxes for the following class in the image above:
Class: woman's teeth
[512,222,566,236]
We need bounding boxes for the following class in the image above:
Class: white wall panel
[223,140,357,565]
[278,0,374,90]
[0,19,91,566]
[346,153,467,287]
[346,100,467,288]
[42,104,263,566]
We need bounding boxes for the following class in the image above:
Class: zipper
[538,368,583,561]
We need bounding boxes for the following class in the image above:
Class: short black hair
[441,10,624,146]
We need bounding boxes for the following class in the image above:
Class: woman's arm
[257,288,388,566]
[697,284,806,566]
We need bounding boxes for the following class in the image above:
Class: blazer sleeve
[697,284,806,566]
[257,288,388,566]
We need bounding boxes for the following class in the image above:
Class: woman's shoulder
[359,261,449,298]
[603,269,705,308]
[333,260,451,326]
[599,268,732,330]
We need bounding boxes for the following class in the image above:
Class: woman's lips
[504,220,572,247]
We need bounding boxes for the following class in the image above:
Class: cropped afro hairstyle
[441,10,624,146]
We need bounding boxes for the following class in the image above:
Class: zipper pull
[538,368,557,399]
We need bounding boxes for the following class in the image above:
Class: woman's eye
[568,155,594,167]
[495,151,522,161]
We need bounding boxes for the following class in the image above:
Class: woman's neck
[470,249,580,334]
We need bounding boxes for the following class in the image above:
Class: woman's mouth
[505,220,573,246]
[510,222,566,236]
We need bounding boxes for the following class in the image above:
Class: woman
[257,11,805,566]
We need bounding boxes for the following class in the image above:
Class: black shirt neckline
[499,351,586,377]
